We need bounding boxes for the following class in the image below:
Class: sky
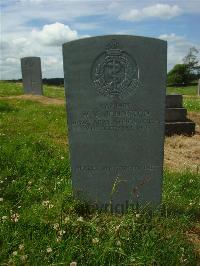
[1,0,200,79]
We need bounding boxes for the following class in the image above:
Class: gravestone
[63,35,167,212]
[21,57,43,95]
[165,94,195,136]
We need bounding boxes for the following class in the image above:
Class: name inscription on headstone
[63,35,167,212]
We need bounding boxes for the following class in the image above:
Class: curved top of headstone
[21,56,41,60]
[63,34,166,48]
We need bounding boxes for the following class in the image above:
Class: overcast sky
[1,0,200,79]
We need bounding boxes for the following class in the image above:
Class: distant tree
[167,64,191,85]
[183,47,200,80]
[167,47,200,85]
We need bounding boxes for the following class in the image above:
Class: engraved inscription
[74,165,162,172]
[91,39,139,99]
[70,103,164,131]
[24,59,34,68]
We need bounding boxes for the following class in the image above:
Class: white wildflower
[21,255,28,261]
[77,216,83,222]
[2,216,8,221]
[64,216,70,223]
[114,225,120,232]
[53,223,59,230]
[46,247,52,253]
[13,251,18,256]
[42,200,50,206]
[11,213,20,222]
[58,230,66,236]
[70,262,77,266]
[116,240,121,246]
[19,244,24,250]
[0,198,3,202]
[92,238,99,244]
[56,236,62,242]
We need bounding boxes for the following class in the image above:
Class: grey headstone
[165,94,195,136]
[21,57,43,95]
[165,108,187,122]
[63,35,167,212]
[165,121,195,136]
[166,94,182,108]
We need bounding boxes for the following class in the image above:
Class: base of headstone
[165,120,195,136]
[166,94,182,108]
[165,94,195,136]
[165,108,187,122]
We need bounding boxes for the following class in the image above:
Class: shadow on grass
[0,102,18,113]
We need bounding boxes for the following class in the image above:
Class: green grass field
[0,82,200,265]
[167,85,198,96]
[0,81,65,99]
[167,85,200,112]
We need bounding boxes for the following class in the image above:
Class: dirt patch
[188,112,200,132]
[186,223,200,260]
[164,112,200,171]
[0,95,65,105]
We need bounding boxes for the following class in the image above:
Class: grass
[0,81,65,99]
[0,81,23,96]
[167,85,200,112]
[1,81,199,113]
[43,85,65,99]
[167,85,198,96]
[0,82,200,265]
[184,97,200,112]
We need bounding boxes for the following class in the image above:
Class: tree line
[167,47,200,86]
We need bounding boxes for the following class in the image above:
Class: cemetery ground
[0,81,199,265]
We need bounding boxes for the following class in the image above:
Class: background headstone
[63,35,167,212]
[21,57,43,95]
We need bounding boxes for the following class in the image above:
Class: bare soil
[186,223,200,260]
[164,112,200,171]
[0,95,65,105]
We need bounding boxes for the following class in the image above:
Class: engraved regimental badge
[91,39,139,99]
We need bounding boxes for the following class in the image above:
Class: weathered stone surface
[21,57,43,95]
[165,108,187,122]
[63,35,167,212]
[166,94,182,108]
